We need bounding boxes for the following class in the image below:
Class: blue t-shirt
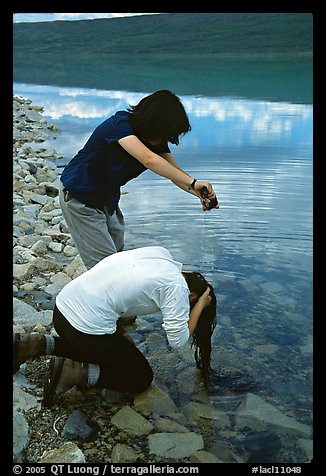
[60,111,170,214]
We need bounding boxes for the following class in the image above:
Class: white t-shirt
[56,246,190,348]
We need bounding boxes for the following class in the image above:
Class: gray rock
[155,417,189,433]
[133,385,180,419]
[260,280,283,294]
[25,109,44,122]
[111,405,154,436]
[244,431,282,463]
[30,239,48,255]
[62,410,96,441]
[13,385,40,413]
[13,298,53,327]
[13,369,36,390]
[38,442,86,463]
[111,443,138,463]
[148,432,204,459]
[185,401,231,428]
[13,263,34,281]
[190,450,222,463]
[297,438,313,461]
[237,393,311,436]
[13,411,29,463]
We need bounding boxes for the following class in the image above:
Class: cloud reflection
[14,83,312,148]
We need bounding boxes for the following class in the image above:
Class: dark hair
[182,272,217,389]
[127,90,191,145]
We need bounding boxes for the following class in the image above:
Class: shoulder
[97,111,131,129]
[100,111,135,143]
[112,110,132,126]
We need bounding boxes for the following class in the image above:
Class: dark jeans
[52,306,153,393]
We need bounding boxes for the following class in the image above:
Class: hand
[199,195,219,211]
[197,286,212,309]
[194,181,216,199]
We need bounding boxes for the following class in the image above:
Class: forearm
[160,153,199,196]
[188,302,206,336]
[154,158,212,200]
[171,180,199,197]
[149,158,194,186]
[188,287,213,336]
[119,136,194,187]
[118,136,215,197]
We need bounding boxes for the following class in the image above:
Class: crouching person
[13,246,217,406]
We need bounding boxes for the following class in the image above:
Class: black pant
[52,306,153,393]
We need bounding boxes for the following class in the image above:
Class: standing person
[13,246,217,407]
[59,90,218,270]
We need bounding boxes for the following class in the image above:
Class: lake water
[13,58,313,462]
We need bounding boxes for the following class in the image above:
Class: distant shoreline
[15,51,312,60]
[14,13,312,59]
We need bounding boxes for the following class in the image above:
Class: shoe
[117,315,137,326]
[43,357,88,407]
[13,333,46,374]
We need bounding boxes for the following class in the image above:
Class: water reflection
[14,83,312,153]
[13,55,312,104]
[13,82,312,274]
[13,82,313,462]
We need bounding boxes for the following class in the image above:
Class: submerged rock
[237,393,311,436]
[244,431,282,463]
[148,432,204,459]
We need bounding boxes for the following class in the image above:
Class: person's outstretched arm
[160,152,198,195]
[118,135,216,198]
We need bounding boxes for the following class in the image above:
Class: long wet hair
[127,90,191,145]
[182,272,217,388]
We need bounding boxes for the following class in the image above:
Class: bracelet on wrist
[188,178,197,191]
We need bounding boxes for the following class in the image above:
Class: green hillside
[13,13,312,57]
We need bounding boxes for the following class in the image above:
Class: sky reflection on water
[13,82,313,460]
[14,83,312,153]
[13,82,312,277]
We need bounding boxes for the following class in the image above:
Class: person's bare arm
[188,287,212,336]
[160,152,198,196]
[118,135,215,196]
[161,152,219,210]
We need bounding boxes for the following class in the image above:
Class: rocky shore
[13,95,313,465]
[12,94,218,464]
